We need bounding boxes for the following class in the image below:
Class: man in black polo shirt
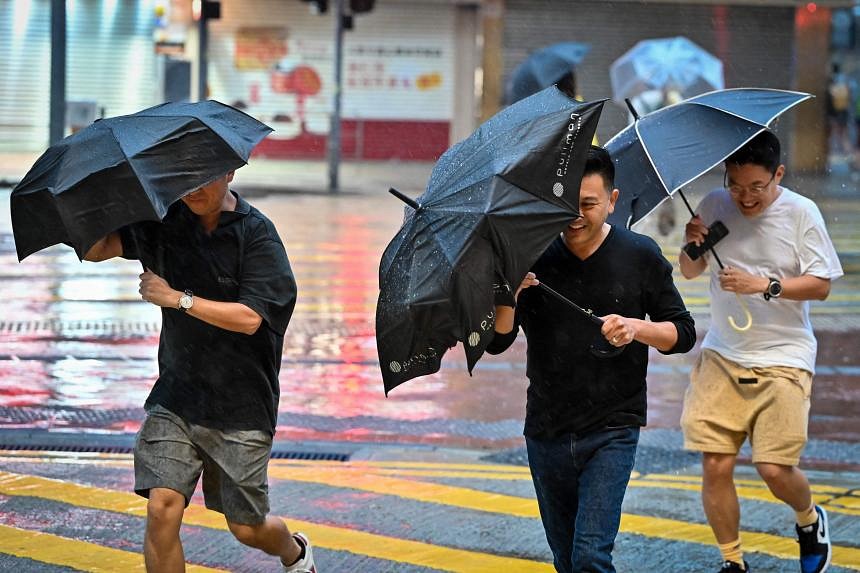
[487,146,695,573]
[84,170,315,573]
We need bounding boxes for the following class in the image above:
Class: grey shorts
[134,404,272,525]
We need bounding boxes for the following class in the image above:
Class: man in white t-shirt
[678,131,843,573]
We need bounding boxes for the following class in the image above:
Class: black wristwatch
[763,277,782,301]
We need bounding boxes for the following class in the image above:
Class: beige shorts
[681,349,812,466]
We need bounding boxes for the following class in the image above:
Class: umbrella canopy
[11,100,272,261]
[506,42,590,105]
[377,88,604,393]
[605,88,812,230]
[610,36,723,104]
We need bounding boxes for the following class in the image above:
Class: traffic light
[301,0,328,14]
[349,0,374,13]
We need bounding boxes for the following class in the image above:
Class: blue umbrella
[606,88,812,229]
[605,87,812,330]
[610,36,723,104]
[506,42,590,104]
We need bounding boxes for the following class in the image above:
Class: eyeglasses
[724,171,776,196]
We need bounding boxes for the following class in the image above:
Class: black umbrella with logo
[377,87,604,393]
[11,100,272,261]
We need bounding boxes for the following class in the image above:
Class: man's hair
[725,131,781,173]
[556,71,577,99]
[583,145,615,190]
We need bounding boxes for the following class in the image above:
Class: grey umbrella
[605,87,813,330]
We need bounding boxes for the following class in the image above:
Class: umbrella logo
[555,112,583,181]
[552,182,565,197]
[468,332,481,347]
[389,361,402,373]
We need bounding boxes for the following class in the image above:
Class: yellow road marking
[0,471,553,573]
[642,473,849,494]
[266,465,540,518]
[0,523,224,572]
[1,458,858,569]
[621,513,860,569]
[0,452,853,515]
[270,459,533,473]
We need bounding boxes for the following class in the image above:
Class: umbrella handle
[727,293,753,332]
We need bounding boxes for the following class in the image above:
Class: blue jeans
[526,426,640,573]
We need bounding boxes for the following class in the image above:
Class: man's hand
[718,266,768,295]
[684,215,709,246]
[600,314,638,347]
[515,272,540,301]
[679,215,709,279]
[494,272,541,335]
[139,269,181,308]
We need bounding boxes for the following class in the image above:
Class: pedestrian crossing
[0,453,857,571]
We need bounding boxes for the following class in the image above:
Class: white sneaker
[282,532,316,573]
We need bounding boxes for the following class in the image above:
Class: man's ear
[226,170,236,183]
[607,188,620,213]
[773,164,786,184]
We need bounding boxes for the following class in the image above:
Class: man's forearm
[185,297,263,335]
[630,319,678,352]
[678,250,707,279]
[494,305,516,334]
[83,232,122,261]
[778,275,831,301]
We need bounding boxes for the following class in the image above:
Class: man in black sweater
[487,146,695,573]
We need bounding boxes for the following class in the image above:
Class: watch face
[179,294,193,309]
[769,281,782,296]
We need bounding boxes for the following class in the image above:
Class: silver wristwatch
[178,289,194,312]
[763,278,782,301]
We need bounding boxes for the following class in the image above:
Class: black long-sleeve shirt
[486,227,695,439]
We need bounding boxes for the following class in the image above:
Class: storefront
[208,0,478,160]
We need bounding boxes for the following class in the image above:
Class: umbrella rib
[633,92,812,201]
[633,121,672,196]
[103,123,154,207]
[683,93,813,127]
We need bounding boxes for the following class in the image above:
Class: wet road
[0,182,859,571]
[1,188,859,447]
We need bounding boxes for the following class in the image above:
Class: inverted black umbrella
[377,88,604,393]
[506,42,590,105]
[11,100,272,261]
[605,87,812,329]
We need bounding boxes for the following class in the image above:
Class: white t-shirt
[695,187,843,373]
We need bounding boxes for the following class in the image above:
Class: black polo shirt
[120,192,296,434]
[486,227,695,439]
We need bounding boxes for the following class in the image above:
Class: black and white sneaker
[719,560,749,572]
[797,505,832,573]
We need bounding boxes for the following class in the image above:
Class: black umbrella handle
[677,189,725,270]
[388,188,420,210]
[537,282,604,326]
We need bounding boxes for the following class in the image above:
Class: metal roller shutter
[0,0,51,152]
[502,0,795,143]
[0,0,156,153]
